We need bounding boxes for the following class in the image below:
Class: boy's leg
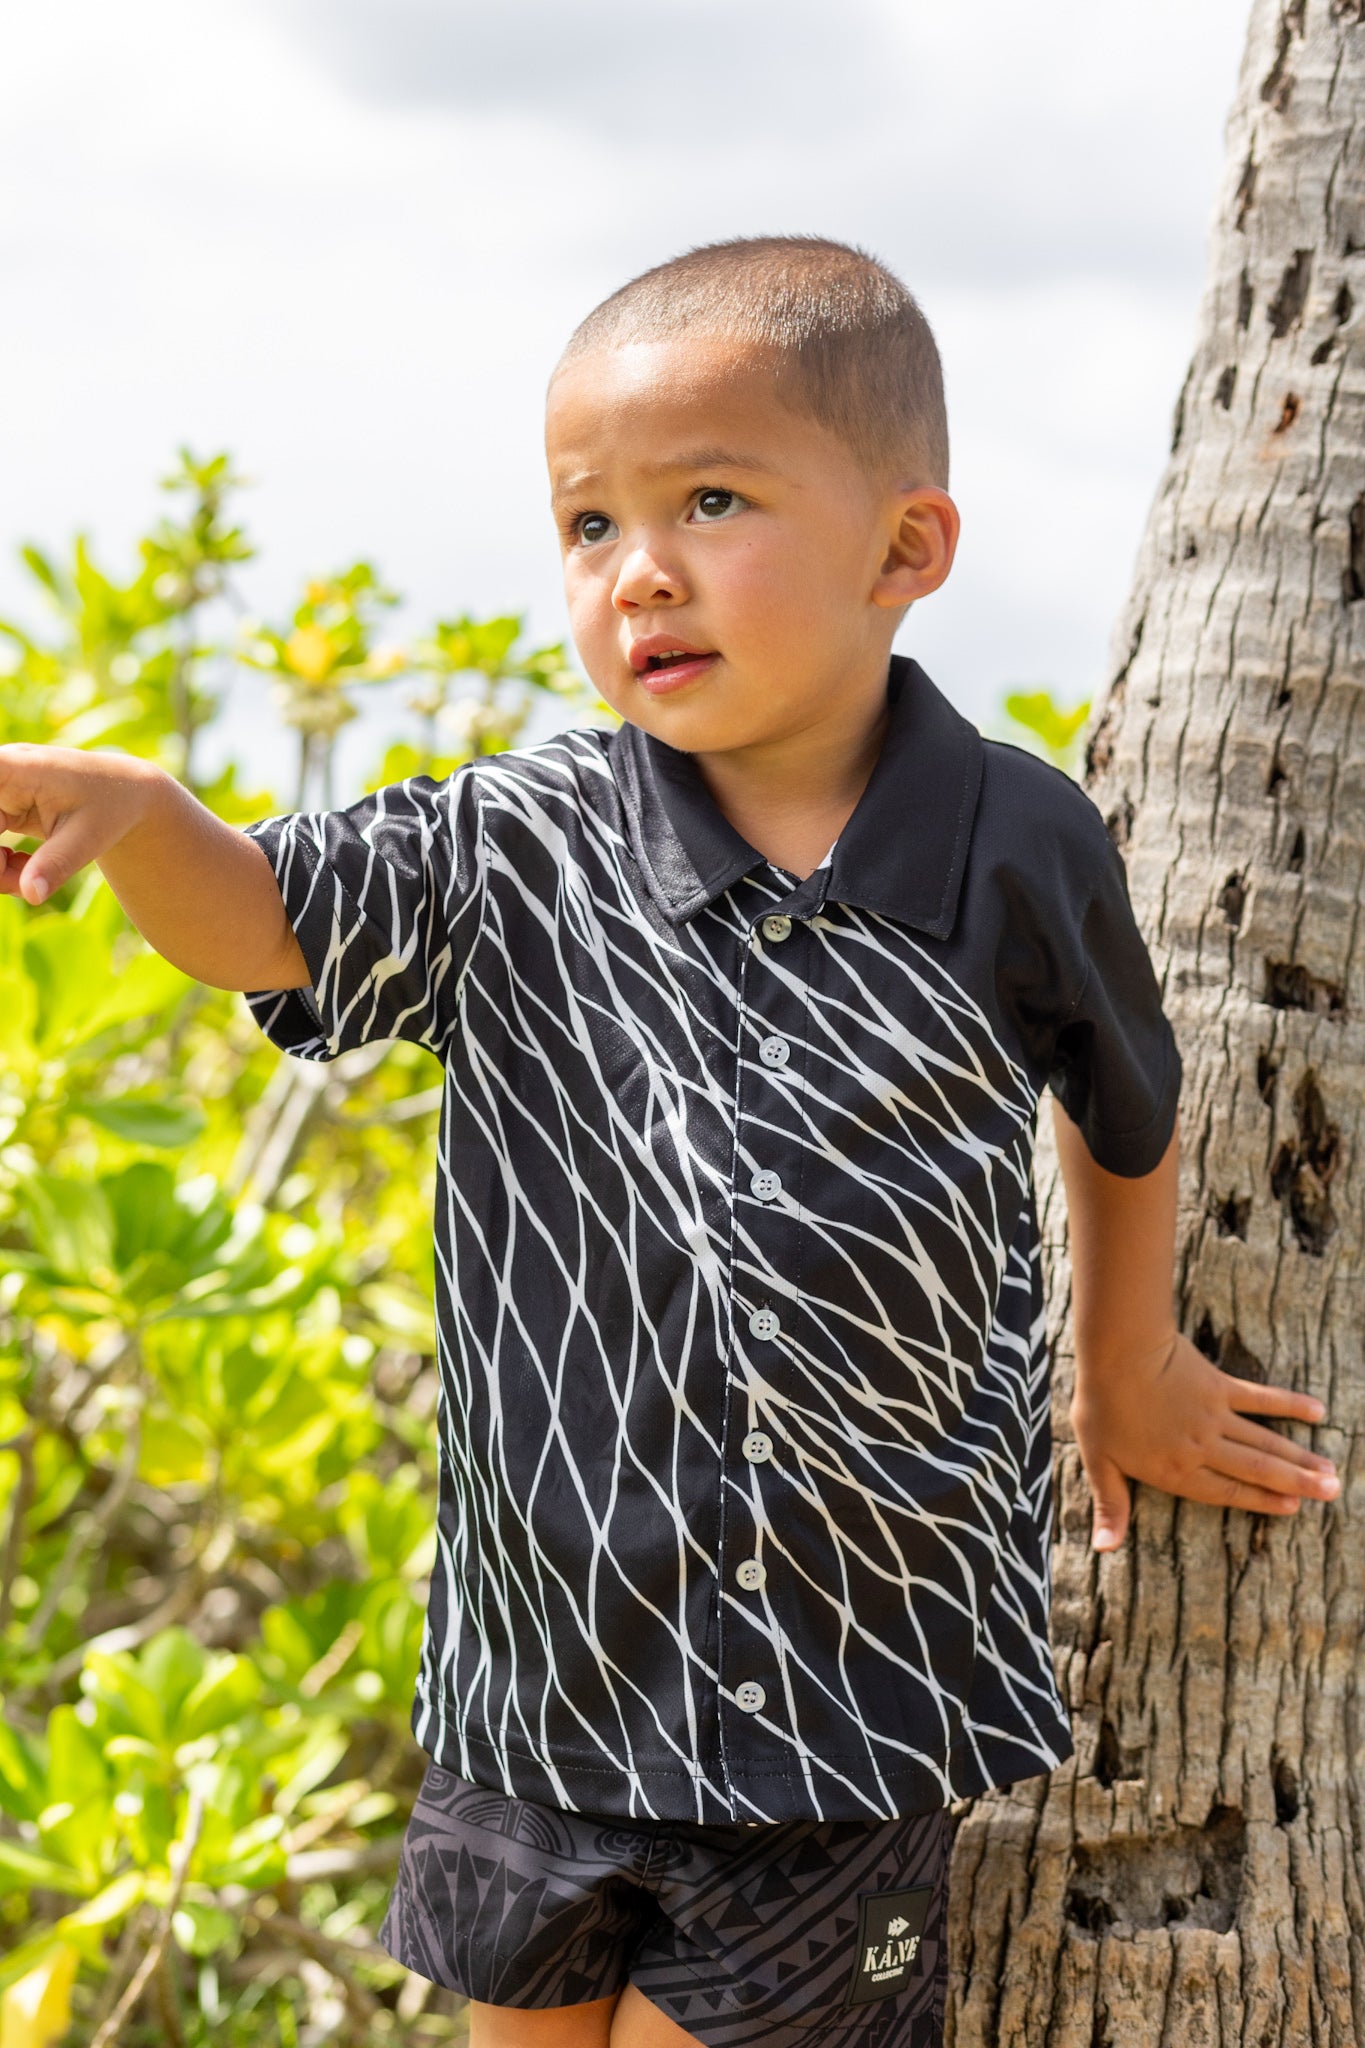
[466,1987,700,2047]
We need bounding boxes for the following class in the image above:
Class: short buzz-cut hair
[554,235,949,487]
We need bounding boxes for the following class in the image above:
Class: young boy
[0,237,1337,2048]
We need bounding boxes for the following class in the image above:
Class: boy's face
[545,337,956,757]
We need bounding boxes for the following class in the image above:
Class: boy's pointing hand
[0,742,159,905]
[1070,1328,1338,1552]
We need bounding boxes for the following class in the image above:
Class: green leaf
[17,1175,115,1284]
[73,1097,207,1148]
[63,950,194,1050]
[177,1655,261,1741]
[171,1900,240,1958]
[1001,689,1090,758]
[138,1411,210,1486]
[139,1629,209,1726]
[46,1708,108,1810]
[81,1649,165,1743]
[0,1841,89,1898]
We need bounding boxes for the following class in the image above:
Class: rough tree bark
[947,3,1365,2042]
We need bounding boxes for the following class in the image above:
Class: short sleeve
[1047,830,1182,1177]
[240,766,484,1062]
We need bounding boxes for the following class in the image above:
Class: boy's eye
[692,489,742,523]
[574,512,617,546]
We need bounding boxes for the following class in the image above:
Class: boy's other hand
[1071,1329,1338,1551]
[0,743,160,905]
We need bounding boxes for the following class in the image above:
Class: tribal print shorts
[379,1761,951,2046]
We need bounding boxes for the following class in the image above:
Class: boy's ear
[872,487,960,610]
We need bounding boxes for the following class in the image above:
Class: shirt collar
[608,653,984,938]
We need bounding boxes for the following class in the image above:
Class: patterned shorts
[379,1762,950,2046]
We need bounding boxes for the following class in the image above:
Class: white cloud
[0,0,1253,794]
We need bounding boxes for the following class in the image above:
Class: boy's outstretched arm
[1051,1094,1339,1550]
[0,743,310,992]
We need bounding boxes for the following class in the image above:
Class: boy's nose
[611,544,685,613]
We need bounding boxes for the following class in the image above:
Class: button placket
[722,890,813,1776]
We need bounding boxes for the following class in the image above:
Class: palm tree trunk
[947,4,1365,2042]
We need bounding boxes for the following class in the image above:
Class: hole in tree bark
[1266,754,1288,794]
[1262,961,1345,1016]
[1272,1753,1300,1825]
[1066,1885,1116,1934]
[1215,365,1237,410]
[1268,250,1313,337]
[1183,536,1198,560]
[1316,284,1356,361]
[1209,1192,1252,1240]
[1104,798,1135,850]
[1257,1051,1280,1105]
[1065,1808,1246,1936]
[1219,871,1247,927]
[1344,495,1365,602]
[1085,711,1115,778]
[1192,1316,1267,1380]
[1269,1070,1340,1255]
[1220,1327,1268,1381]
[1093,1718,1144,1788]
[1273,392,1301,434]
[1287,826,1305,871]
[1238,267,1254,328]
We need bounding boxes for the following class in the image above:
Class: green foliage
[996,687,1091,775]
[0,454,593,2043]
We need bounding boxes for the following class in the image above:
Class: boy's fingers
[1084,1452,1131,1552]
[1213,1437,1340,1500]
[1224,1375,1325,1425]
[1194,1468,1301,1516]
[1224,1412,1337,1477]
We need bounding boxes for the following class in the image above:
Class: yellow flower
[283,625,338,685]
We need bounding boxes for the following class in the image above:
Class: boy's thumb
[10,815,98,906]
[1087,1456,1131,1552]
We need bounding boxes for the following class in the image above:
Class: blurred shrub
[0,456,597,2047]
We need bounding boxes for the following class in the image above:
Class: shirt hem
[410,1690,1075,1822]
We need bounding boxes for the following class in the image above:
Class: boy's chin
[614,694,764,756]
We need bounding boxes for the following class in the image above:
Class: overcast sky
[2,0,1251,796]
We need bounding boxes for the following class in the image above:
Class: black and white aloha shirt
[241,655,1182,1824]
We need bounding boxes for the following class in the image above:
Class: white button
[750,1170,781,1202]
[735,1682,766,1714]
[748,1307,780,1341]
[759,1036,790,1069]
[742,1431,773,1463]
[736,1558,766,1590]
[761,915,792,943]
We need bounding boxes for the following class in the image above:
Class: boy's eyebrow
[551,447,782,498]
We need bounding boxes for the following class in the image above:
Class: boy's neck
[690,669,892,881]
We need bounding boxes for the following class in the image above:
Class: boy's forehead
[545,336,811,489]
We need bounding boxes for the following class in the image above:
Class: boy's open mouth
[628,638,718,693]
